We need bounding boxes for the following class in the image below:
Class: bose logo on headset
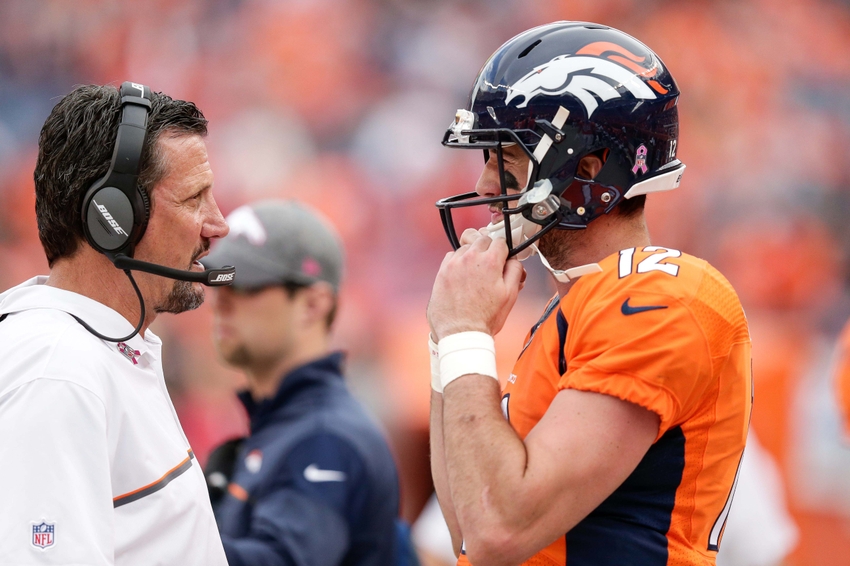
[93,200,129,237]
[211,273,235,283]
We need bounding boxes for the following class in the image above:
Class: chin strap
[483,218,601,283]
[535,247,602,283]
[484,218,540,261]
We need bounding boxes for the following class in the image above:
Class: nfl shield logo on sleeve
[32,521,54,549]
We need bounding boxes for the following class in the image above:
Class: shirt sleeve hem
[559,365,681,442]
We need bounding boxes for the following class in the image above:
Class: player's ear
[577,150,607,180]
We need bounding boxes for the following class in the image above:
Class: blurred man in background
[0,82,230,565]
[427,22,752,565]
[203,199,410,566]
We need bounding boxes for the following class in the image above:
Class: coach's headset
[76,81,234,342]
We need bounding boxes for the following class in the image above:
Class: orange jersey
[459,246,752,566]
[834,320,850,438]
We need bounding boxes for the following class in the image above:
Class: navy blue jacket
[214,353,401,566]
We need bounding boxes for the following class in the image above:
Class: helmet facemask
[437,114,554,259]
[437,106,622,259]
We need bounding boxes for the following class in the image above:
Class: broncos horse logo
[505,41,669,117]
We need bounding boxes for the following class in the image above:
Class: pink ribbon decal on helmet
[632,144,648,175]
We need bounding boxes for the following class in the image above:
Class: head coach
[0,82,232,565]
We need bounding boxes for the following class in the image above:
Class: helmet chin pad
[483,219,539,261]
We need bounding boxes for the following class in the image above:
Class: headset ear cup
[134,186,151,243]
[82,185,136,255]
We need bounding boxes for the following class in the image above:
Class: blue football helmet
[437,21,685,257]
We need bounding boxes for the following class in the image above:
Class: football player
[427,21,752,565]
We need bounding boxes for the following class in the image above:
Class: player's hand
[427,231,524,341]
[460,228,528,293]
[459,227,488,246]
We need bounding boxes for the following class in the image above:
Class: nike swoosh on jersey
[621,298,668,315]
[303,464,347,482]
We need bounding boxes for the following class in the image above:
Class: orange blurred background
[3,0,850,563]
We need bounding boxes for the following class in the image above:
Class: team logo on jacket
[32,522,54,549]
[505,42,664,117]
[303,464,347,482]
[245,449,263,473]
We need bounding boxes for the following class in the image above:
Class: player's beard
[536,228,583,271]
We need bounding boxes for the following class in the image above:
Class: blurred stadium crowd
[2,0,850,563]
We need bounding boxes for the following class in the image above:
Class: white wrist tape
[429,334,442,393]
[438,331,498,390]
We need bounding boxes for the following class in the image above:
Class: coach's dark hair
[34,84,208,266]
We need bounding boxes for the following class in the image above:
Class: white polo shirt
[0,277,227,566]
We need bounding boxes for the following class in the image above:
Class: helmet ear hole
[577,153,605,180]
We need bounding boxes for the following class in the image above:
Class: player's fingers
[485,234,510,263]
[503,257,525,292]
[460,228,485,246]
[451,241,475,259]
[486,225,507,240]
[467,232,493,253]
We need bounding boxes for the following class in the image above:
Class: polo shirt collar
[0,276,160,356]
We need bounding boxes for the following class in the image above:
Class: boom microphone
[76,255,234,343]
[111,254,235,286]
